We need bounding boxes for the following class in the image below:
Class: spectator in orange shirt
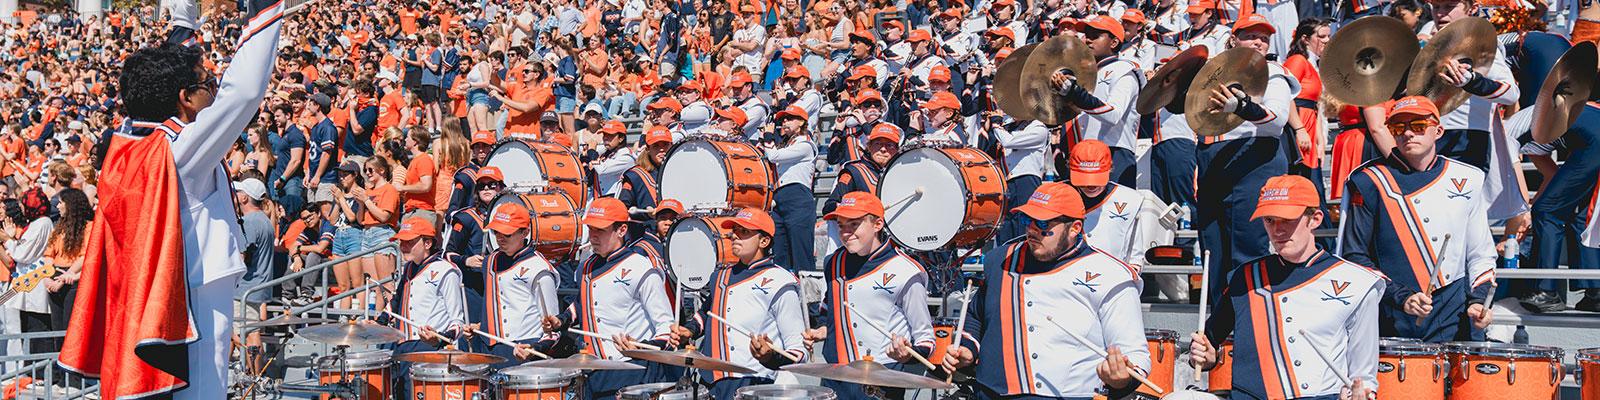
[492,61,554,140]
[375,71,406,135]
[356,157,401,305]
[397,130,438,223]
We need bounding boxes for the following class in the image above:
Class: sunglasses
[187,75,219,92]
[1029,217,1073,233]
[1385,120,1438,133]
[478,182,504,191]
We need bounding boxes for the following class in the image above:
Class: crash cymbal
[993,43,1040,121]
[620,349,757,374]
[1136,45,1209,115]
[524,353,646,371]
[1019,35,1098,125]
[1406,17,1498,115]
[1183,47,1269,137]
[1530,41,1597,144]
[1322,16,1421,106]
[297,321,406,346]
[242,316,333,330]
[392,350,507,365]
[783,359,956,389]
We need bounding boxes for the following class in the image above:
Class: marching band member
[1069,140,1161,269]
[713,107,749,137]
[1192,175,1384,400]
[1525,102,1600,312]
[1418,0,1519,171]
[1054,15,1145,187]
[1339,96,1495,342]
[826,30,890,99]
[727,71,771,140]
[943,181,1151,399]
[1151,0,1193,43]
[546,197,677,400]
[778,65,826,129]
[827,89,888,165]
[646,97,686,139]
[1195,14,1299,302]
[446,129,496,214]
[989,111,1051,244]
[593,120,638,197]
[1177,0,1229,51]
[918,91,968,142]
[822,123,899,255]
[675,208,810,397]
[464,201,562,368]
[936,9,982,69]
[618,125,672,211]
[902,29,947,87]
[444,166,503,314]
[765,106,819,272]
[1119,10,1158,69]
[386,216,468,399]
[652,199,687,241]
[677,81,715,135]
[817,193,937,400]
[986,0,1030,43]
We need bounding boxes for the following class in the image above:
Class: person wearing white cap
[232,177,277,379]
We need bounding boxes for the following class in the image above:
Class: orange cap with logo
[1251,175,1321,220]
[393,216,438,241]
[1069,140,1114,187]
[720,207,777,235]
[487,202,532,235]
[582,197,631,228]
[824,192,886,220]
[1012,182,1087,220]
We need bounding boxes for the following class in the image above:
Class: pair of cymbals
[1182,47,1269,136]
[1135,46,1210,115]
[1320,15,1498,116]
[1530,41,1598,144]
[993,35,1099,125]
[1407,17,1499,114]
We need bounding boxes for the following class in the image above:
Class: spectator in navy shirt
[343,81,379,161]
[271,102,308,217]
[305,93,341,205]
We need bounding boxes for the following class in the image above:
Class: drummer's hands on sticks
[941,346,975,373]
[513,344,543,360]
[750,333,779,360]
[1096,346,1137,390]
[541,315,564,333]
[1404,293,1434,318]
[1467,303,1492,328]
[886,335,918,364]
[1339,379,1376,400]
[1188,332,1217,370]
[419,325,444,345]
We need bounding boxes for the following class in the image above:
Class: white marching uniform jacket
[766,135,818,188]
[1074,57,1145,151]
[1154,108,1197,143]
[482,247,560,342]
[961,238,1151,397]
[1215,61,1299,141]
[1338,156,1498,302]
[571,249,676,359]
[678,100,715,138]
[695,258,810,381]
[738,96,771,140]
[595,147,638,196]
[989,120,1050,179]
[1081,184,1167,268]
[397,257,468,339]
[819,242,937,363]
[1177,23,1229,53]
[1437,46,1518,132]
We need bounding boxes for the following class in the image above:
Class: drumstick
[1044,316,1166,395]
[471,328,552,360]
[705,312,803,362]
[1295,329,1353,387]
[946,280,975,383]
[568,327,664,350]
[884,187,926,210]
[843,302,940,371]
[1418,234,1451,325]
[1195,250,1210,383]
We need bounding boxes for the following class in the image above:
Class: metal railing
[0,330,99,399]
[235,242,399,327]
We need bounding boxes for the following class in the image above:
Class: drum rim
[666,214,734,289]
[314,350,393,370]
[409,363,490,381]
[880,146,981,251]
[1578,347,1600,362]
[732,384,838,399]
[499,365,581,389]
[1443,341,1564,359]
[1379,340,1444,356]
[661,138,768,211]
[618,382,705,399]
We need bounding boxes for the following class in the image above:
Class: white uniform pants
[174,274,238,400]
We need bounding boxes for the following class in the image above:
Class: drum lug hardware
[1508,359,1517,385]
[1551,361,1560,387]
[971,193,1004,200]
[1433,359,1442,383]
[1460,359,1471,381]
[1398,358,1407,382]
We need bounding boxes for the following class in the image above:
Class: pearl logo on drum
[1475,363,1502,375]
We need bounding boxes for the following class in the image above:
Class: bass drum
[880,143,1007,251]
[487,140,589,206]
[666,210,740,290]
[659,137,775,210]
[488,191,581,261]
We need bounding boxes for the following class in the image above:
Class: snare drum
[1139,330,1179,399]
[660,137,775,210]
[666,210,739,290]
[487,140,589,205]
[1207,336,1234,396]
[880,143,1007,251]
[1445,342,1563,400]
[315,349,392,400]
[733,384,838,399]
[498,364,581,400]
[488,191,581,260]
[1579,347,1599,400]
[931,317,959,363]
[616,382,708,400]
[1377,339,1446,400]
[410,363,489,400]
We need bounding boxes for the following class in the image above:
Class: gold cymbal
[1019,35,1098,125]
[1406,17,1498,115]
[1136,45,1209,115]
[1183,47,1269,137]
[993,43,1040,122]
[1530,41,1597,144]
[1321,16,1420,106]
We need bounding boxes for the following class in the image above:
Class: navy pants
[1437,129,1490,171]
[706,376,775,399]
[995,175,1044,245]
[1110,146,1137,188]
[771,184,818,271]
[1149,139,1197,208]
[1197,137,1287,303]
[1381,279,1486,342]
[821,362,910,399]
[1529,111,1600,292]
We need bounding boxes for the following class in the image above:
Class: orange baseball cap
[868,123,902,144]
[854,89,885,106]
[600,120,628,136]
[849,29,876,43]
[881,19,905,31]
[907,29,933,43]
[648,97,684,113]
[848,65,878,81]
[472,130,497,146]
[655,199,686,216]
[677,80,703,92]
[775,105,809,123]
[1250,175,1321,220]
[728,71,755,88]
[1187,0,1217,13]
[715,107,748,127]
[488,202,532,235]
[644,125,673,145]
[987,27,1016,43]
[1387,95,1440,119]
[825,192,885,220]
[475,166,505,183]
[938,8,963,19]
[996,47,1016,62]
[921,91,963,111]
[1122,9,1147,24]
[720,207,777,235]
[1083,15,1126,41]
[1069,140,1114,187]
[739,3,760,13]
[1013,182,1087,220]
[929,65,952,83]
[784,65,812,80]
[993,0,1016,6]
[582,197,631,227]
[781,47,802,61]
[1233,13,1275,34]
[393,216,438,241]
